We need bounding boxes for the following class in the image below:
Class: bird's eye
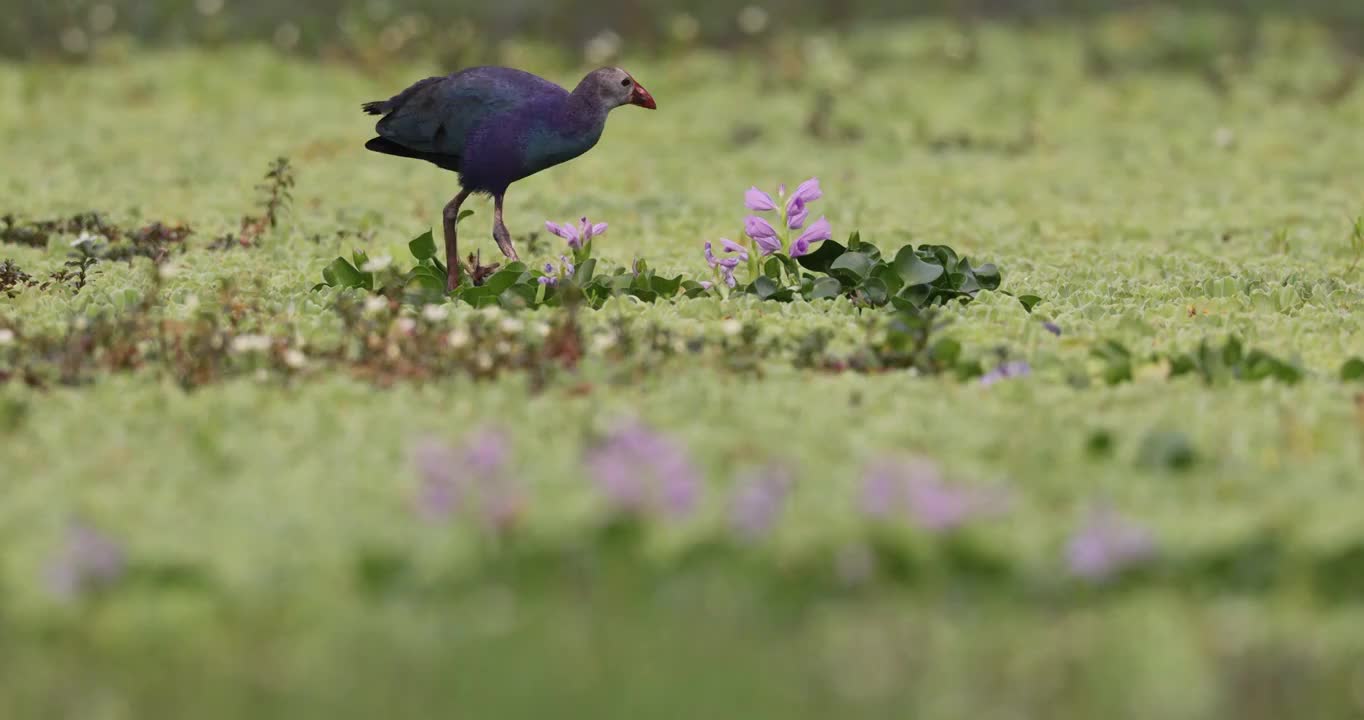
[620,77,632,87]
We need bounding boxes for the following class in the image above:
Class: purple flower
[730,465,792,541]
[408,429,519,529]
[579,216,608,240]
[906,472,1007,532]
[699,281,713,290]
[980,360,1031,387]
[859,459,906,517]
[859,457,1008,532]
[744,216,782,255]
[745,186,778,212]
[719,238,750,261]
[45,521,125,601]
[545,221,578,246]
[545,216,607,250]
[788,217,831,258]
[704,240,743,287]
[790,177,823,205]
[1066,506,1156,581]
[585,420,701,518]
[1043,322,1062,336]
[785,197,809,230]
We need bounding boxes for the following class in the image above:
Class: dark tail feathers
[364,137,461,172]
[361,100,388,116]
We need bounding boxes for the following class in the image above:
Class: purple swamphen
[362,66,657,290]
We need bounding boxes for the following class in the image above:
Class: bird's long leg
[492,192,519,261]
[442,188,473,291]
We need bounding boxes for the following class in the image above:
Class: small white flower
[283,348,307,369]
[476,353,494,371]
[230,334,272,353]
[71,232,102,249]
[737,5,769,35]
[395,318,417,335]
[182,294,200,314]
[590,333,617,353]
[364,296,389,314]
[532,321,551,338]
[0,329,14,345]
[447,329,470,349]
[721,319,744,337]
[494,341,513,356]
[499,317,524,334]
[361,255,393,273]
[158,262,182,279]
[422,304,450,322]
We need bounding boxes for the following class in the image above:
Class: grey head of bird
[573,67,657,111]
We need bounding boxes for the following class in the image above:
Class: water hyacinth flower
[859,456,1008,532]
[1066,505,1156,582]
[743,216,782,255]
[788,217,832,258]
[730,465,792,541]
[1043,321,1062,336]
[545,216,607,251]
[980,360,1031,387]
[45,520,125,601]
[585,420,701,518]
[743,177,830,258]
[744,186,779,212]
[537,256,576,287]
[703,240,745,288]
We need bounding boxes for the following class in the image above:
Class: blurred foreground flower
[860,457,1009,532]
[730,465,792,541]
[1066,505,1156,582]
[586,420,700,518]
[409,427,522,532]
[980,360,1031,387]
[45,520,124,601]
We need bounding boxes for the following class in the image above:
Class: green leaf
[830,252,873,281]
[889,295,919,313]
[1017,294,1043,312]
[859,276,889,306]
[480,267,525,294]
[406,266,445,292]
[846,232,882,261]
[893,246,945,286]
[808,276,842,300]
[919,244,960,269]
[931,337,962,365]
[795,239,846,274]
[871,263,904,297]
[457,209,474,224]
[1341,358,1364,381]
[649,274,683,297]
[408,230,437,260]
[324,257,368,289]
[575,258,597,285]
[763,257,784,279]
[974,263,1001,290]
[753,274,780,300]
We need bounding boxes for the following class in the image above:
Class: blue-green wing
[374,67,567,157]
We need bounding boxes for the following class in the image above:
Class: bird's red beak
[630,80,657,110]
